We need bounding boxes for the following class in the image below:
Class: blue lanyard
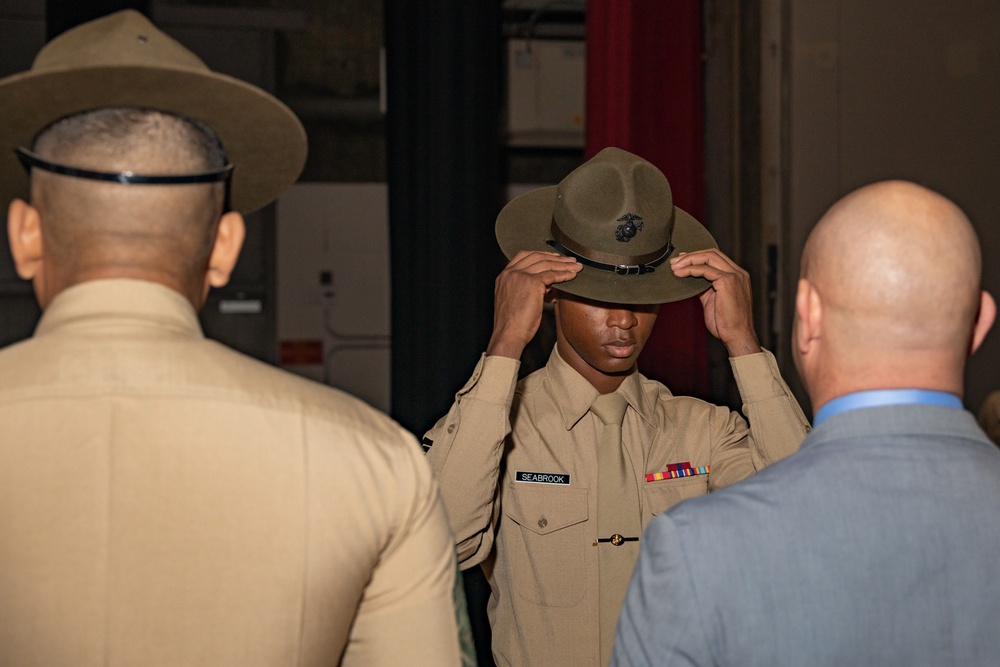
[814,389,962,426]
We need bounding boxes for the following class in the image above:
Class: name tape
[515,471,570,485]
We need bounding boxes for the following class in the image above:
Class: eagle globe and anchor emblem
[614,213,643,242]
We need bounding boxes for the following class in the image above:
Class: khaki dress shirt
[425,346,809,667]
[0,279,462,667]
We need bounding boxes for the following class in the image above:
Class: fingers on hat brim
[495,189,717,304]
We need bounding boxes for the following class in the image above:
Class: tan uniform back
[0,280,460,666]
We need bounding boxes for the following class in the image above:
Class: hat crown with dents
[551,148,675,266]
[33,10,207,72]
[0,9,307,214]
[496,147,717,305]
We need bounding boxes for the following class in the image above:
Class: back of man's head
[794,180,996,410]
[12,107,237,307]
[1,9,307,310]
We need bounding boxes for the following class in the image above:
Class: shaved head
[804,180,981,349]
[24,108,230,304]
[795,180,995,408]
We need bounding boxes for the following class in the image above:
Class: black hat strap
[546,238,673,275]
[15,147,234,185]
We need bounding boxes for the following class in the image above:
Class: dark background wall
[6,0,999,416]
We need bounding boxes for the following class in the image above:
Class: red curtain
[585,0,709,399]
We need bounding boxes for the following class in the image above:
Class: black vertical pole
[385,3,504,437]
[385,4,503,666]
[46,0,152,40]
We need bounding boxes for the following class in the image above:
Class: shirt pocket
[644,475,710,516]
[503,483,589,607]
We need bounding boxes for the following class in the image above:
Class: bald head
[795,180,995,406]
[804,180,982,348]
[23,108,231,305]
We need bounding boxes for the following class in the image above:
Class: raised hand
[486,250,582,359]
[669,248,762,357]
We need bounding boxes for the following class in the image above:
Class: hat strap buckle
[545,239,674,276]
[546,238,672,276]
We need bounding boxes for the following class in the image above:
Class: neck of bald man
[808,345,968,412]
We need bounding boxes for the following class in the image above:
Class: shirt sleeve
[698,349,808,490]
[424,354,520,568]
[611,515,714,667]
[341,427,463,667]
[731,349,809,465]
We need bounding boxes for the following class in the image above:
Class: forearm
[425,354,519,566]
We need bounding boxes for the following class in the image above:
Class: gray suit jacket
[612,404,1000,667]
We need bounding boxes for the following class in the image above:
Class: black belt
[594,533,639,547]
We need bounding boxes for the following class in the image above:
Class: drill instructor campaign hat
[496,147,718,305]
[0,9,307,214]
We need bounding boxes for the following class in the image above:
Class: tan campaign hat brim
[496,185,717,305]
[0,10,306,214]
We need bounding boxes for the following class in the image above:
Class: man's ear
[970,290,997,356]
[794,278,822,356]
[204,211,246,290]
[7,198,43,280]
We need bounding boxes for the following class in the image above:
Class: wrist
[724,334,761,358]
[486,330,527,359]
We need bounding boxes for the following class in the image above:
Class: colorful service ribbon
[645,462,709,482]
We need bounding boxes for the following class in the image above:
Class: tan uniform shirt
[0,279,462,667]
[425,346,809,667]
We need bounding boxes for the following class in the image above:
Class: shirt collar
[545,345,655,430]
[814,389,963,426]
[35,278,203,339]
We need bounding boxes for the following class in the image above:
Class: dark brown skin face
[552,292,659,394]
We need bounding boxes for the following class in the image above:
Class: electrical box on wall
[276,184,392,413]
[506,38,585,147]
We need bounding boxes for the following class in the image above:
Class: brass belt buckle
[594,533,638,547]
